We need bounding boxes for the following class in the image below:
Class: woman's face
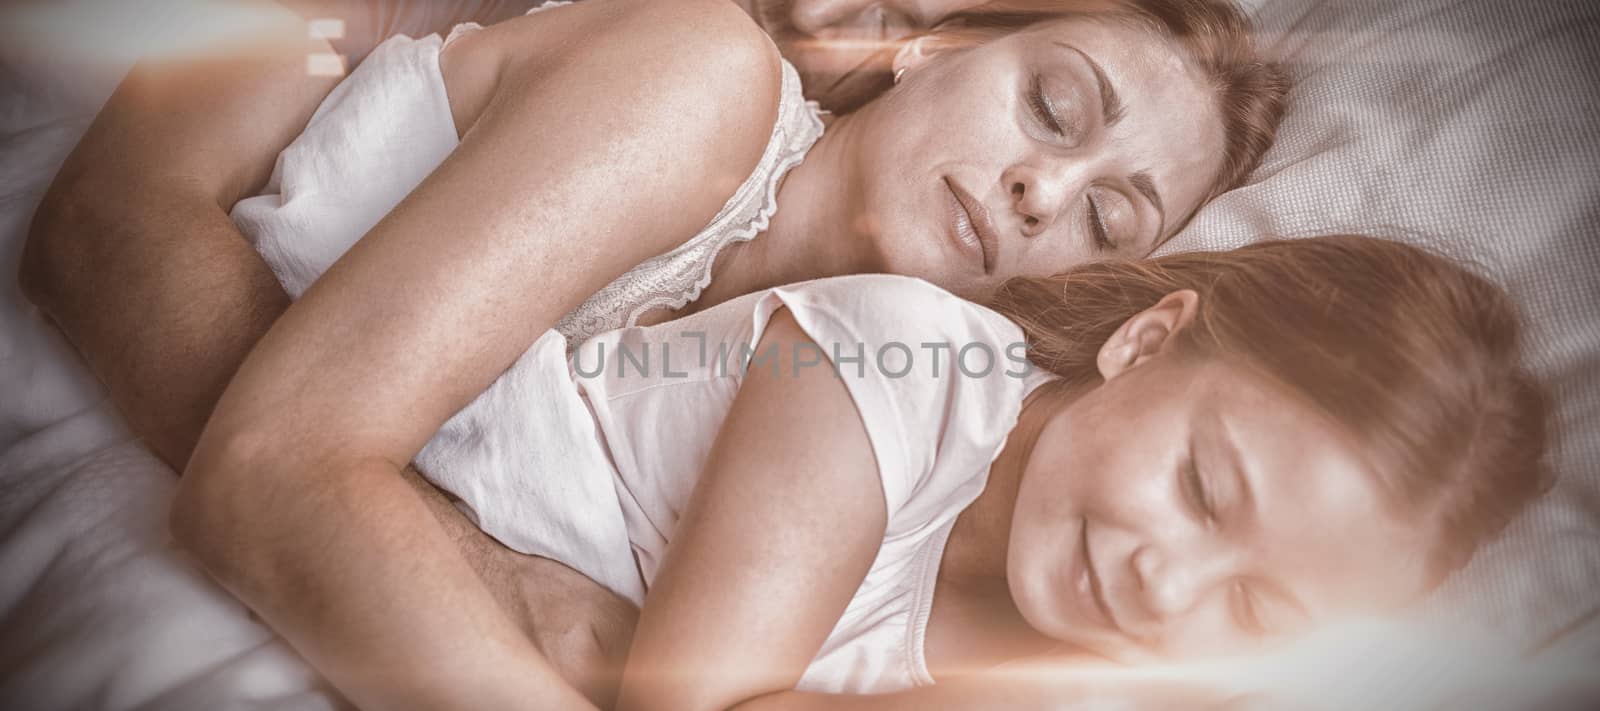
[839,17,1226,301]
[1006,332,1435,662]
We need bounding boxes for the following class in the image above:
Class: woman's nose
[1129,542,1230,621]
[789,0,876,35]
[1005,164,1081,238]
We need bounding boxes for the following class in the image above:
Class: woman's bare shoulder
[443,0,782,159]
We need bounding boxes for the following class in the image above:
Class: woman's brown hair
[987,235,1550,585]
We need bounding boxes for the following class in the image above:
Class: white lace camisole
[231,1,825,347]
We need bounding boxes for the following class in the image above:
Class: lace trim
[442,1,826,348]
[443,0,574,46]
[623,67,824,324]
[553,57,826,347]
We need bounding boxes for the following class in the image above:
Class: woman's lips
[943,177,997,275]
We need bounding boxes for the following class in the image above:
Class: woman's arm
[21,6,636,703]
[171,1,782,709]
[615,310,887,711]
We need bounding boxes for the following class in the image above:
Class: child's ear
[1097,290,1200,381]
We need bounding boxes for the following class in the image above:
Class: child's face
[1006,350,1435,662]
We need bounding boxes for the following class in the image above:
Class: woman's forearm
[174,452,597,711]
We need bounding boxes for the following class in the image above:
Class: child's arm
[727,685,1240,711]
[724,656,1240,710]
[726,665,1240,710]
[614,309,887,711]
[614,308,1238,711]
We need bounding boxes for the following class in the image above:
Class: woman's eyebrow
[1052,41,1125,127]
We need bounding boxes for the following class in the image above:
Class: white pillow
[1162,0,1600,654]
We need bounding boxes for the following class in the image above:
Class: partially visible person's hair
[986,234,1550,587]
[946,0,1289,209]
[825,0,1289,234]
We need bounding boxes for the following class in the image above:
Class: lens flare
[995,617,1599,710]
[1,0,326,69]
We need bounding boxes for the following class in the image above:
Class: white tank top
[231,1,825,347]
[420,274,1057,694]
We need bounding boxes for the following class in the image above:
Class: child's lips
[1076,518,1126,636]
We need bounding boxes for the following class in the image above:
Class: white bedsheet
[2,0,1596,709]
[0,411,334,711]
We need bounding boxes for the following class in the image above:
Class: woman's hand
[398,466,639,707]
[507,556,640,709]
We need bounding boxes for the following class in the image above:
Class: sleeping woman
[20,0,1310,707]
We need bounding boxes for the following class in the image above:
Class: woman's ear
[1097,290,1200,381]
[891,34,942,81]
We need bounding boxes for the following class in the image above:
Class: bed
[2,0,1596,708]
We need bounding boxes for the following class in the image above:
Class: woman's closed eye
[1027,73,1083,142]
[1029,74,1064,136]
[1089,189,1140,253]
[1086,194,1113,251]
